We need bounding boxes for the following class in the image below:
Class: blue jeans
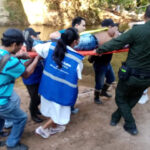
[4,94,20,129]
[93,63,115,90]
[0,91,27,147]
[74,33,98,50]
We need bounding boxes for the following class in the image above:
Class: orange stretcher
[77,48,129,56]
[20,46,129,58]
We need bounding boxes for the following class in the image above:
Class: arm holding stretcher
[96,29,133,54]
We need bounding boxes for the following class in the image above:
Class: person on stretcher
[75,19,120,51]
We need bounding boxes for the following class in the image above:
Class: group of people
[0,4,150,150]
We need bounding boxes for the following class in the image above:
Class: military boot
[100,84,112,98]
[94,90,102,104]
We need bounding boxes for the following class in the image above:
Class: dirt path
[1,84,150,150]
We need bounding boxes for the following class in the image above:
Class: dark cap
[24,28,40,37]
[101,19,119,27]
[3,28,24,42]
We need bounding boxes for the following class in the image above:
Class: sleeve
[77,61,83,80]
[34,42,51,59]
[96,28,134,54]
[4,57,25,79]
[20,59,28,64]
[59,29,66,34]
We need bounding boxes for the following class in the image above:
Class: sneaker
[123,125,138,136]
[71,108,79,114]
[94,98,103,104]
[110,120,118,126]
[4,120,13,129]
[0,131,9,137]
[7,143,28,150]
[100,91,112,98]
[35,126,50,138]
[31,115,43,123]
[49,125,66,135]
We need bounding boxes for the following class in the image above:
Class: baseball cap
[3,28,25,42]
[24,28,40,37]
[101,19,119,27]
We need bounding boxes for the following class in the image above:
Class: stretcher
[20,45,129,58]
[21,27,129,58]
[26,48,129,58]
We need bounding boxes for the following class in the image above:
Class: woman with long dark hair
[34,28,84,138]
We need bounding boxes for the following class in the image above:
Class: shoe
[0,131,9,137]
[35,126,50,138]
[123,125,138,135]
[4,120,13,129]
[110,120,118,126]
[94,98,102,104]
[7,143,28,150]
[49,125,66,135]
[71,108,79,114]
[100,91,112,98]
[94,90,102,104]
[31,115,43,123]
[100,84,112,98]
[0,141,6,147]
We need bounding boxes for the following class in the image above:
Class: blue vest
[22,60,44,85]
[22,39,44,85]
[39,42,84,106]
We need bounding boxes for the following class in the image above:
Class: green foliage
[45,0,60,11]
[140,0,150,5]
[98,0,150,11]
[136,0,150,13]
[119,23,129,33]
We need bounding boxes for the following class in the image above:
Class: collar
[67,45,77,53]
[0,48,10,55]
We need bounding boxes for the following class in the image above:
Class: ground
[1,83,150,150]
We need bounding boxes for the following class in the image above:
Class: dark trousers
[26,83,41,117]
[111,76,150,128]
[93,63,115,90]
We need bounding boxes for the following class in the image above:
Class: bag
[118,62,131,80]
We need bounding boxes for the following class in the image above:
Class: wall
[21,0,101,26]
[0,0,9,25]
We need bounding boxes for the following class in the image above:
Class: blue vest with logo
[22,60,44,85]
[39,42,84,106]
[22,39,44,85]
